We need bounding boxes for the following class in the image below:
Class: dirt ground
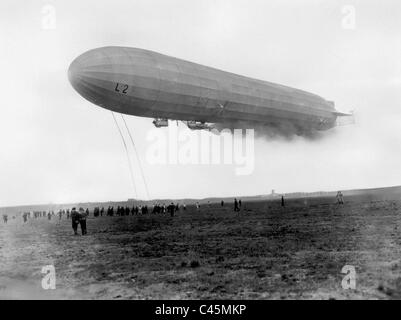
[1,195,401,300]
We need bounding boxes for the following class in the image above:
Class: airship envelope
[69,46,344,132]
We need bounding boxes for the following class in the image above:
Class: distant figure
[58,210,62,220]
[336,191,344,204]
[221,200,224,207]
[3,214,8,224]
[79,207,88,235]
[23,212,28,223]
[239,200,242,208]
[93,207,99,217]
[281,195,285,207]
[100,207,104,216]
[168,203,175,217]
[196,202,200,211]
[66,209,70,219]
[183,204,186,211]
[234,199,240,212]
[47,212,51,220]
[71,208,79,235]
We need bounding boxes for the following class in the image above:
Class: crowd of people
[1,199,239,229]
[0,202,187,234]
[1,194,345,236]
[91,203,185,218]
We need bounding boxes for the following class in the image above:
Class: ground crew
[168,203,175,217]
[234,199,240,212]
[71,207,80,235]
[3,214,8,224]
[336,191,344,204]
[79,207,88,235]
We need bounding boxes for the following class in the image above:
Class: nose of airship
[68,48,114,106]
[68,55,83,93]
[68,46,160,114]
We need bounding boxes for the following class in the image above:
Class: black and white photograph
[1,0,401,305]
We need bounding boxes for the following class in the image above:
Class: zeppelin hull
[68,47,338,130]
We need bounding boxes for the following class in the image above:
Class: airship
[68,46,348,133]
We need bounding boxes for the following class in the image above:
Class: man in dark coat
[79,207,88,235]
[71,208,80,235]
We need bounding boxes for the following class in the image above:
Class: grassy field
[1,195,401,299]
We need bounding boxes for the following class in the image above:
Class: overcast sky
[0,0,400,207]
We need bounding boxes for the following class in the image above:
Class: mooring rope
[121,114,151,200]
[111,112,138,199]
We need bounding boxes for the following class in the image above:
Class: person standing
[336,191,344,204]
[71,208,79,235]
[234,199,240,212]
[3,214,8,224]
[79,207,88,235]
[281,195,285,207]
[168,203,175,217]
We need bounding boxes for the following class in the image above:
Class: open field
[1,194,401,299]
